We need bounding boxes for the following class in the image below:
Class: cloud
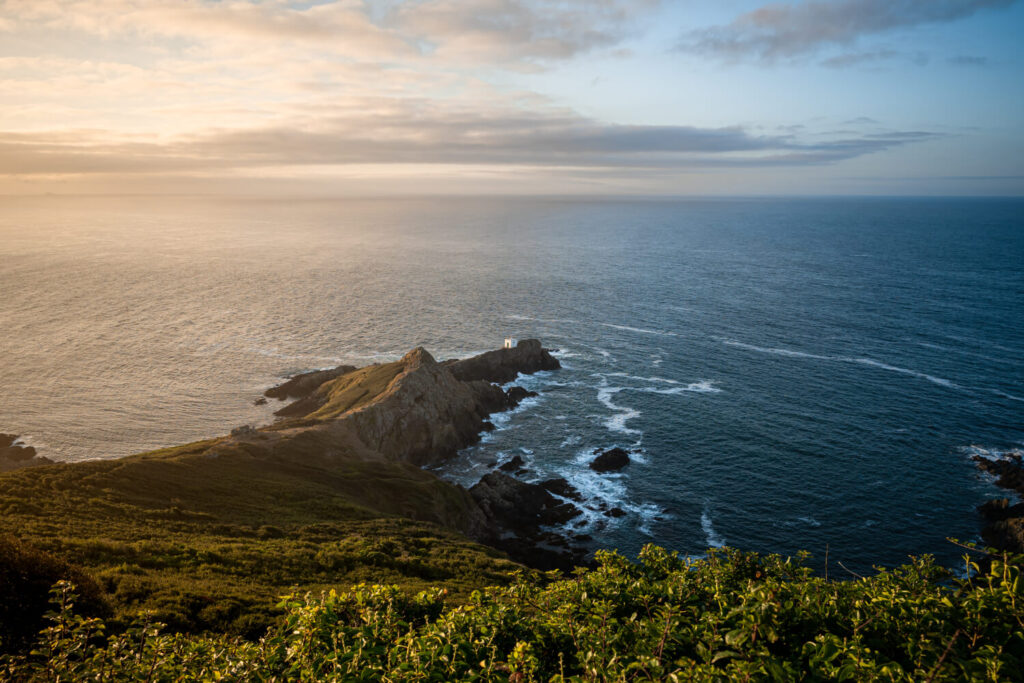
[3,0,655,68]
[0,107,943,176]
[391,0,658,65]
[820,50,928,68]
[678,0,1018,64]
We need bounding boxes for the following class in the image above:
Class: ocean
[2,195,1022,574]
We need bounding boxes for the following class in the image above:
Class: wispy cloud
[678,0,1018,64]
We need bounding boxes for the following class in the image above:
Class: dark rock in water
[470,472,558,527]
[589,447,631,473]
[506,386,539,406]
[498,455,525,472]
[607,507,627,518]
[978,498,1013,521]
[978,499,1024,553]
[230,425,257,437]
[0,434,53,472]
[973,454,1024,553]
[253,397,268,406]
[445,339,560,384]
[265,365,357,400]
[469,472,586,570]
[540,477,584,502]
[480,421,496,432]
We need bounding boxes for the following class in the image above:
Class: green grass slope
[0,441,518,637]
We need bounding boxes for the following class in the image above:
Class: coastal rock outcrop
[973,451,1024,553]
[265,364,358,417]
[265,365,357,401]
[590,447,631,473]
[445,339,560,384]
[469,472,585,569]
[978,498,1024,552]
[0,435,52,473]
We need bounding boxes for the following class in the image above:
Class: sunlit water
[2,195,1022,574]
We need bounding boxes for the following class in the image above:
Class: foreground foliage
[4,545,1023,681]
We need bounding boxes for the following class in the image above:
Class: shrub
[4,545,1024,680]
[0,536,109,654]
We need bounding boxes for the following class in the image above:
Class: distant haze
[2,0,1022,196]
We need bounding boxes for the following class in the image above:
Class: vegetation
[0,442,517,637]
[3,545,1023,681]
[0,536,109,654]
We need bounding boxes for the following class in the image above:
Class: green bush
[0,536,109,654]
[4,545,1023,681]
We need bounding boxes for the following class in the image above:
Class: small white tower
[504,337,516,349]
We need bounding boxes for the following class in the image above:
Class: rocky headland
[250,338,589,568]
[3,339,589,570]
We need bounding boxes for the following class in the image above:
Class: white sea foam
[961,444,1024,463]
[598,322,677,337]
[560,434,582,448]
[991,389,1024,402]
[722,339,832,360]
[722,339,961,390]
[848,358,959,389]
[798,516,822,528]
[635,381,721,395]
[505,314,580,325]
[596,387,642,435]
[701,506,726,548]
[608,372,680,384]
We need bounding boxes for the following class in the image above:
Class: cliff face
[311,348,505,467]
[269,342,559,470]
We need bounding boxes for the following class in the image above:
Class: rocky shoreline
[0,434,52,473]
[973,450,1024,553]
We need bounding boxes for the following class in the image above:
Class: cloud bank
[679,0,1017,64]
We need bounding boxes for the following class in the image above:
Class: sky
[1,0,1022,196]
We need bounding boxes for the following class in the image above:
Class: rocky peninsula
[244,338,586,567]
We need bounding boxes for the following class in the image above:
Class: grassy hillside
[4,545,1022,681]
[0,441,518,637]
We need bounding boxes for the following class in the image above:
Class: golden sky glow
[2,0,1022,195]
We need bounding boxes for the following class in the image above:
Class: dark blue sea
[2,195,1022,574]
